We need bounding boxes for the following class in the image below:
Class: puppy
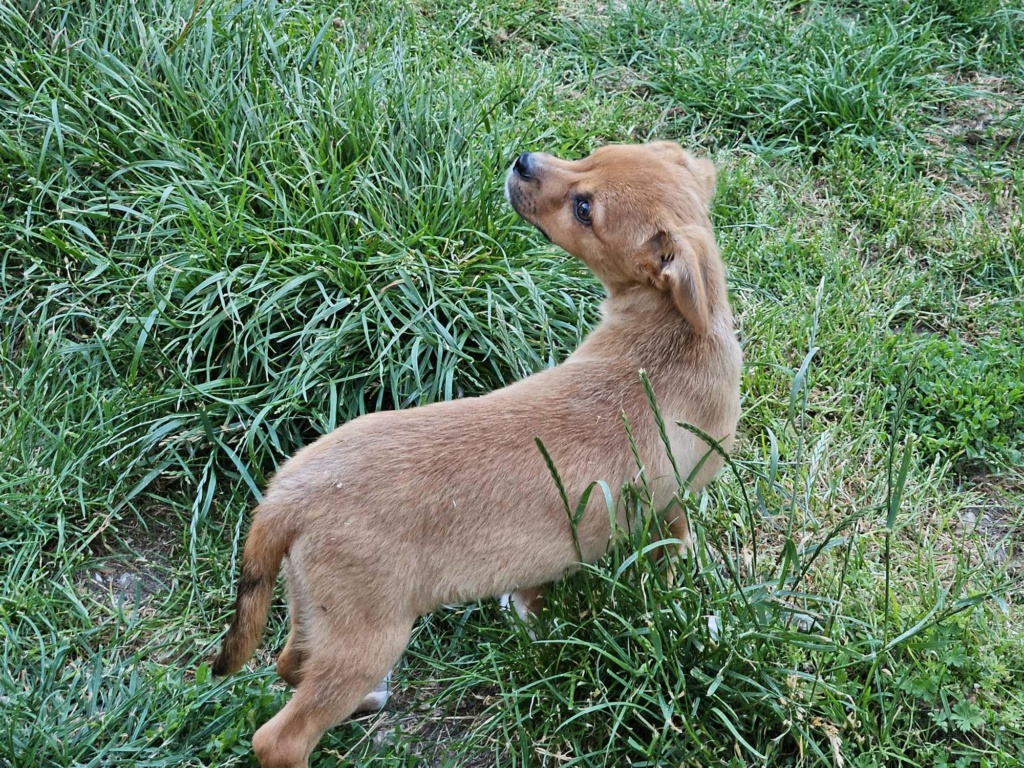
[212,141,742,768]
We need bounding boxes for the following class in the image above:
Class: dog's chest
[640,398,723,506]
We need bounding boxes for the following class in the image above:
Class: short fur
[213,141,742,768]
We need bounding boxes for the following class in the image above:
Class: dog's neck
[605,281,732,334]
[570,285,735,367]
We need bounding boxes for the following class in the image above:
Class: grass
[1,0,1022,765]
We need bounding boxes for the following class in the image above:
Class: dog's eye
[574,197,592,225]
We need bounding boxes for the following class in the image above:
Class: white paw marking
[356,672,391,712]
[500,592,537,639]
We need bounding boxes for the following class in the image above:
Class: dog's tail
[212,504,294,677]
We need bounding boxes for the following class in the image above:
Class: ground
[1,0,1022,766]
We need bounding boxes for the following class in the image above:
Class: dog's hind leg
[276,561,307,687]
[276,627,305,687]
[252,615,413,768]
[354,669,392,712]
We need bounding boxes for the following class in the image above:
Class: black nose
[513,152,534,179]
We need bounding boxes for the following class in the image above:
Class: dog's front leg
[500,585,546,624]
[652,513,696,587]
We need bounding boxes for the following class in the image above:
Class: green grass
[2,0,1022,765]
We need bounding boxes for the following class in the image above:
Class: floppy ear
[641,227,711,335]
[680,152,717,209]
[649,140,686,158]
[648,142,717,209]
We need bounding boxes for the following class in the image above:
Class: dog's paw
[499,592,538,640]
[355,672,391,713]
[498,592,531,623]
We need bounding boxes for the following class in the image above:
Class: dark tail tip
[210,655,230,677]
[208,505,289,678]
[210,622,240,677]
[209,564,273,677]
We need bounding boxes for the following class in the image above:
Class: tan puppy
[212,141,742,768]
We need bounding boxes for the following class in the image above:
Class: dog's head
[506,141,719,334]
